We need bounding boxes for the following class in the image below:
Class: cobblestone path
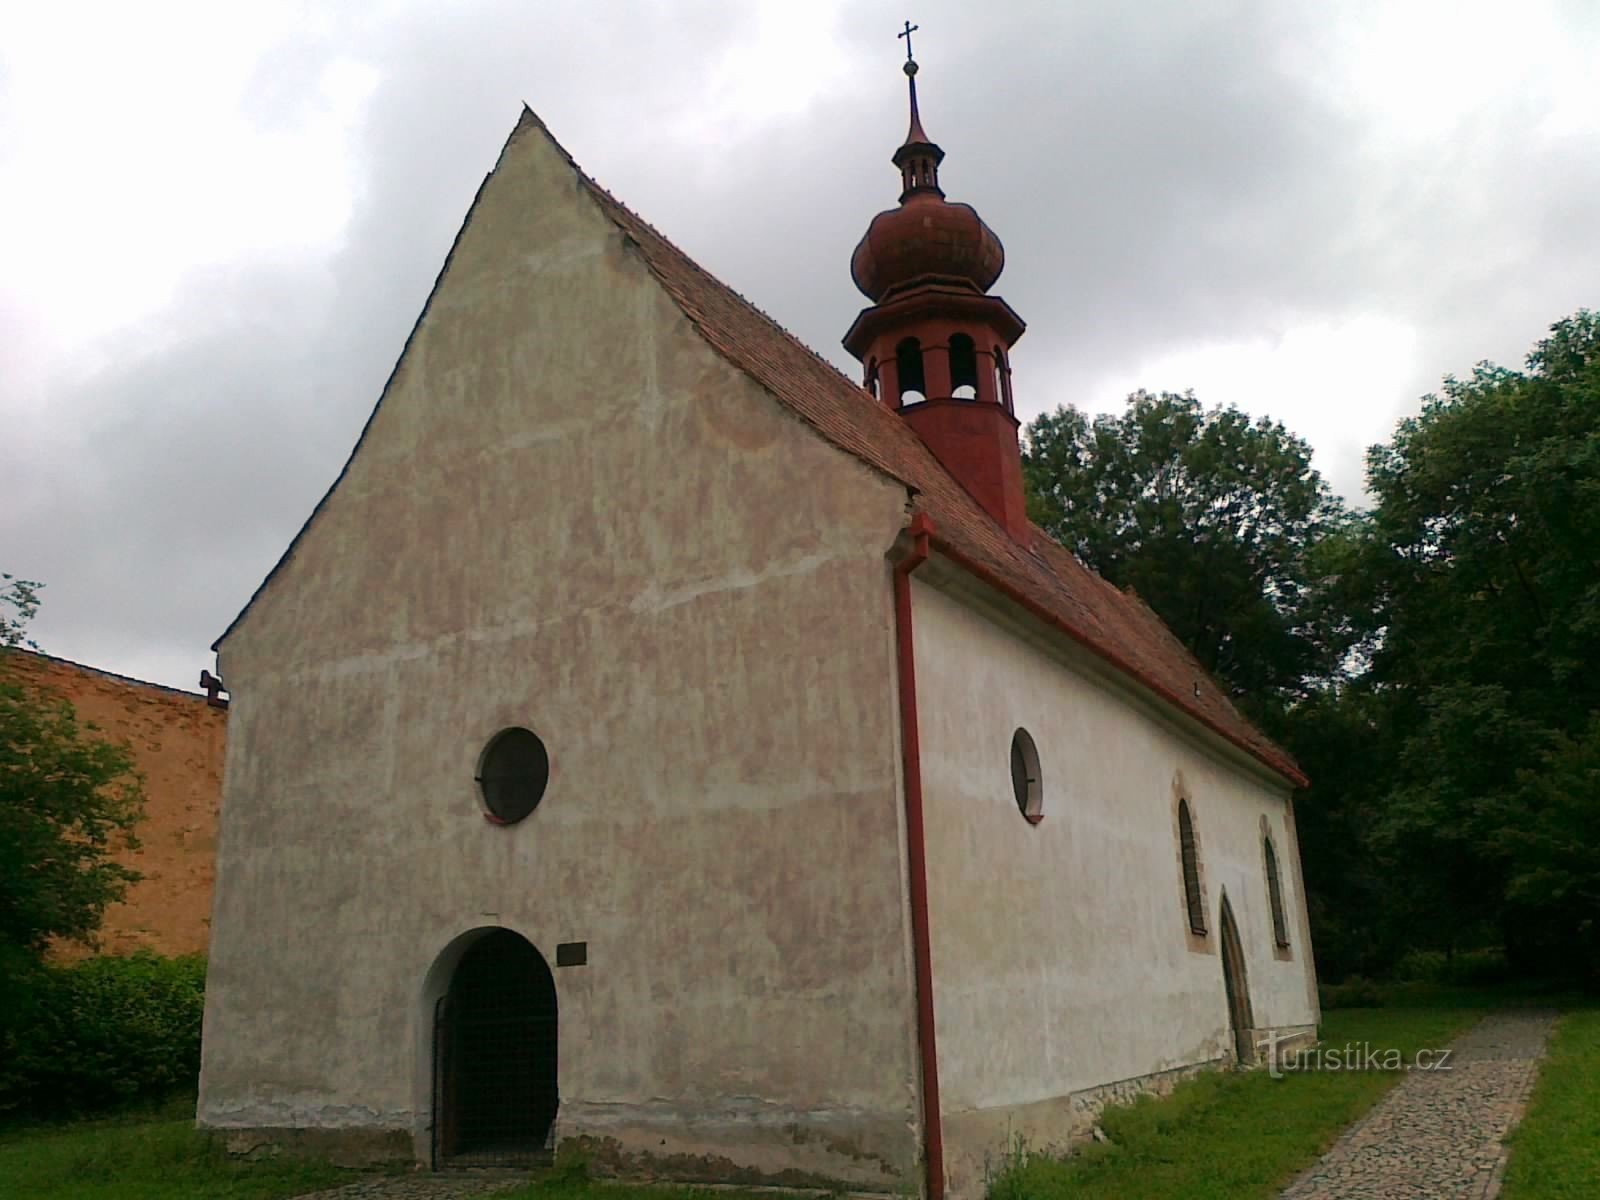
[289,1171,533,1200]
[1280,1009,1557,1200]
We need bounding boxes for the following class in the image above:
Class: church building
[197,51,1319,1200]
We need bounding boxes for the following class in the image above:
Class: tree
[1358,311,1600,982]
[1023,390,1351,717]
[1,574,41,649]
[0,582,144,966]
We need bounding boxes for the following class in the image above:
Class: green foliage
[1393,948,1512,987]
[1319,977,1386,1009]
[0,574,42,650]
[1352,311,1600,985]
[1024,313,1600,986]
[985,1007,1476,1200]
[0,952,207,1119]
[0,1097,350,1200]
[1023,390,1351,717]
[0,577,145,968]
[1501,1009,1600,1199]
[0,665,145,960]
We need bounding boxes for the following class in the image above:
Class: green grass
[0,1095,351,1200]
[1501,1008,1600,1199]
[987,1006,1480,1200]
[0,1098,787,1200]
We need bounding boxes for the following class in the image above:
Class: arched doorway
[432,928,558,1165]
[1218,894,1255,1065]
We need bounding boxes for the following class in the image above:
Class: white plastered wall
[196,114,922,1189]
[910,577,1318,1196]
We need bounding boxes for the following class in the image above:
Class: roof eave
[919,533,1309,791]
[843,288,1026,358]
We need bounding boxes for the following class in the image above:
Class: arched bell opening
[425,928,558,1167]
[949,333,979,399]
[897,337,927,404]
[993,345,1014,414]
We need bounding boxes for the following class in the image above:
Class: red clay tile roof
[533,110,1306,789]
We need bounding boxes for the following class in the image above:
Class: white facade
[909,573,1318,1195]
[197,116,923,1188]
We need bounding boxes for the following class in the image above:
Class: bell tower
[843,35,1029,539]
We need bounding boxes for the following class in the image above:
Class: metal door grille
[433,930,558,1168]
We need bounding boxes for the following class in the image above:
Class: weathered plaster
[197,117,919,1188]
[908,577,1319,1196]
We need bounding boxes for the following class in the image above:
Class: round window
[1010,728,1043,823]
[477,728,549,824]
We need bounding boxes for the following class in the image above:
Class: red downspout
[893,511,944,1200]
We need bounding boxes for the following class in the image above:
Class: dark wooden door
[1219,896,1255,1064]
[433,995,458,1162]
[435,930,558,1165]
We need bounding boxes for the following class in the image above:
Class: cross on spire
[894,19,936,166]
[898,20,918,63]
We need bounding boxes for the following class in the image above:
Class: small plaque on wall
[556,941,587,967]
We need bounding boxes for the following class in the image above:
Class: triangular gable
[216,106,1304,788]
[211,117,529,654]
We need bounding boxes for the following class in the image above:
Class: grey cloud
[5,0,1595,688]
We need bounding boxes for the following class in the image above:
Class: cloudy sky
[3,0,1596,691]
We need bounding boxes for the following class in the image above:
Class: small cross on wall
[199,669,229,709]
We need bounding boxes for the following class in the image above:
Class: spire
[893,21,944,199]
[845,26,1029,539]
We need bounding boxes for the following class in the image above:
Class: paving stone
[1279,1009,1556,1200]
[289,1171,534,1200]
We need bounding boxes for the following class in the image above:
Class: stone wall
[5,650,225,959]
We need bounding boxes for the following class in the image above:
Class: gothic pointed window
[1265,836,1290,947]
[896,337,926,404]
[949,333,978,399]
[1179,799,1206,935]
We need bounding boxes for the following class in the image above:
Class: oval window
[477,728,550,824]
[1010,728,1043,824]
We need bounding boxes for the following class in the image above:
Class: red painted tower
[843,45,1029,540]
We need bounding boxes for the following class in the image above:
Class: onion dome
[849,56,1005,302]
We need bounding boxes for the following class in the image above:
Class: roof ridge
[569,166,877,407]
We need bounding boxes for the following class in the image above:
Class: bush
[0,952,206,1119]
[1320,976,1385,1009]
[1393,947,1511,986]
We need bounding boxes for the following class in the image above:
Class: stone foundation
[206,1125,414,1168]
[206,1106,915,1193]
[1067,1056,1226,1127]
[942,1024,1321,1199]
[555,1103,916,1193]
[205,1028,1322,1195]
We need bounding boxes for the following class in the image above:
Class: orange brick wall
[6,651,226,959]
